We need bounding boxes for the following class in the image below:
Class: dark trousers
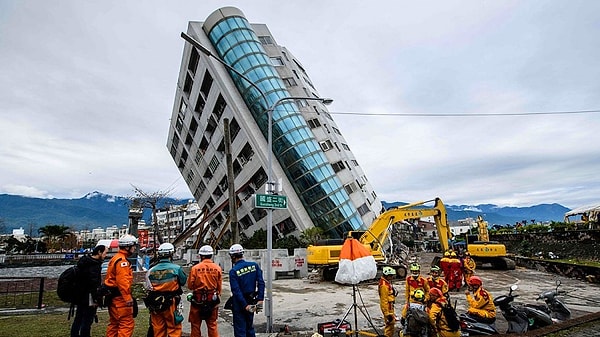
[232,305,256,337]
[70,304,97,337]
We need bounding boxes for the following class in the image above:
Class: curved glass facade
[205,14,363,237]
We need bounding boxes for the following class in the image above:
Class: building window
[351,160,359,166]
[194,93,206,113]
[344,182,358,195]
[276,217,297,236]
[282,77,297,86]
[319,140,333,151]
[194,149,202,166]
[186,170,195,184]
[258,36,273,45]
[270,57,284,66]
[331,161,346,173]
[200,70,213,99]
[341,143,350,151]
[307,118,321,129]
[188,47,199,75]
[208,155,220,173]
[179,100,187,114]
[183,74,193,96]
[357,203,370,216]
[332,127,341,135]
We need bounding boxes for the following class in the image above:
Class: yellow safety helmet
[382,266,396,276]
[412,289,425,302]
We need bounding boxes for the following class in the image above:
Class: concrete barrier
[183,248,308,280]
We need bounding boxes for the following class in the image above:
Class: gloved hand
[246,305,256,313]
[255,301,263,313]
[386,315,395,323]
[400,317,406,326]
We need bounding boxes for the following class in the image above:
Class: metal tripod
[335,284,383,337]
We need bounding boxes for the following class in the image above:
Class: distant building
[166,7,381,242]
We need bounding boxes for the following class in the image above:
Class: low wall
[491,230,600,261]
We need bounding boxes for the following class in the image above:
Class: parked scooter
[525,280,571,322]
[459,313,498,336]
[494,284,554,333]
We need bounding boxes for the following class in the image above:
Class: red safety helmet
[429,287,444,298]
[468,276,483,287]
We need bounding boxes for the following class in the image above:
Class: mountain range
[0,192,570,234]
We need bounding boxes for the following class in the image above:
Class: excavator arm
[358,197,451,256]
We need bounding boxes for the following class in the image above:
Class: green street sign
[255,194,288,209]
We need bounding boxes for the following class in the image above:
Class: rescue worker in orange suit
[465,276,496,323]
[462,252,476,285]
[440,251,452,285]
[429,288,461,337]
[405,263,430,304]
[228,244,265,337]
[448,252,463,291]
[426,265,448,296]
[187,245,222,337]
[104,234,137,337]
[378,266,397,337]
[145,243,187,337]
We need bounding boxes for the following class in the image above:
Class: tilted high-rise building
[167,7,382,242]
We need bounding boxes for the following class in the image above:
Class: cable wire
[328,109,600,117]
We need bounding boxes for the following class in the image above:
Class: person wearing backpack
[400,289,429,337]
[70,245,107,337]
[104,234,138,337]
[378,266,397,337]
[428,288,460,337]
[187,245,222,337]
[145,242,187,337]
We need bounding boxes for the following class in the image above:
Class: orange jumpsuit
[466,287,496,320]
[405,275,430,304]
[104,250,134,337]
[146,258,187,337]
[378,277,396,337]
[187,258,223,337]
[440,256,451,284]
[429,297,460,337]
[462,257,476,284]
[448,257,463,290]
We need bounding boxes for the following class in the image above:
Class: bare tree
[129,185,173,249]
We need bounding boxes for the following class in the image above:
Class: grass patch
[0,306,151,337]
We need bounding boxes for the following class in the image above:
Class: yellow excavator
[307,198,451,281]
[463,215,515,269]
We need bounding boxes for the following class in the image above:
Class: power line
[327,109,600,117]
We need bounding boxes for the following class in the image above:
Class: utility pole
[224,118,239,243]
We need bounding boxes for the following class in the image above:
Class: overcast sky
[1,1,599,209]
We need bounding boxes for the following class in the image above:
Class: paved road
[181,252,600,336]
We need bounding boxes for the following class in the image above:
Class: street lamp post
[263,96,332,332]
[181,33,332,332]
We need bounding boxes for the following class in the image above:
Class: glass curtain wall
[205,14,363,237]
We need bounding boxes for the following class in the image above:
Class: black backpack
[441,301,460,332]
[405,306,429,336]
[57,266,79,303]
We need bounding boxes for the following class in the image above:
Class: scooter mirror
[510,284,518,291]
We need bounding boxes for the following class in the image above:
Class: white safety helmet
[157,243,175,257]
[229,243,244,256]
[118,234,138,248]
[198,245,214,256]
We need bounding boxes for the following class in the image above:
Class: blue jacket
[229,259,265,308]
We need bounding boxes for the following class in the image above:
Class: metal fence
[0,277,45,309]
